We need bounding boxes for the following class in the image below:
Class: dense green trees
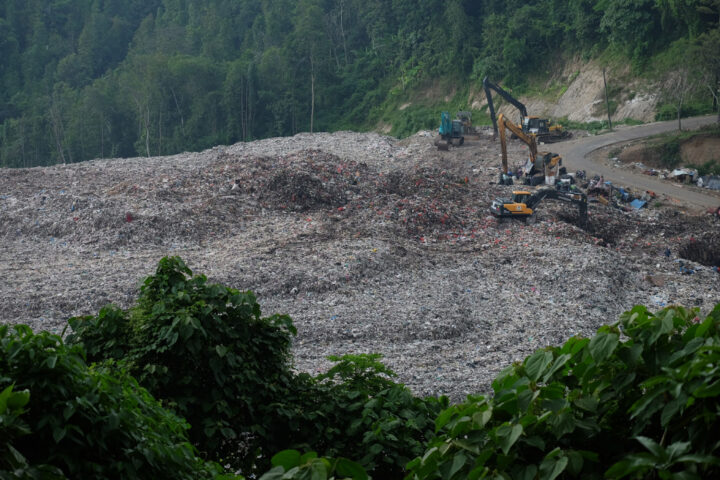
[0,0,718,167]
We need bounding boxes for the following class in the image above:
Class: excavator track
[537,132,572,144]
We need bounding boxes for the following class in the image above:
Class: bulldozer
[434,111,465,150]
[490,187,588,226]
[483,77,570,143]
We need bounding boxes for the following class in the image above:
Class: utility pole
[603,68,613,131]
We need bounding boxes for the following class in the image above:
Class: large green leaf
[588,331,619,363]
[496,424,523,455]
[335,458,368,480]
[539,450,568,480]
[271,449,302,470]
[525,351,553,382]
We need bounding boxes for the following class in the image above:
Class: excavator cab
[489,190,534,218]
[523,117,548,136]
[511,191,532,205]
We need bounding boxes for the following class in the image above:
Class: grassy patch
[373,78,488,138]
[608,147,622,159]
[635,124,720,170]
[655,101,715,121]
[560,117,643,135]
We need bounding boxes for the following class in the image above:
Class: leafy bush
[260,450,368,480]
[311,354,447,479]
[658,138,681,168]
[405,304,720,479]
[0,324,229,480]
[67,257,444,477]
[655,102,713,121]
[67,256,298,469]
[696,158,720,177]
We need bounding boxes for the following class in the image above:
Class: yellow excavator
[497,113,562,186]
[490,187,588,226]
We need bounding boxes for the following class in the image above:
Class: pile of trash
[1,130,718,401]
[625,161,720,191]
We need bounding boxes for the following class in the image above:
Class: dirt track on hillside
[1,130,718,401]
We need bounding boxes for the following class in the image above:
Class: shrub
[259,450,368,480]
[405,304,720,479]
[312,354,447,479]
[66,256,298,470]
[66,257,444,478]
[0,324,229,480]
[695,158,720,177]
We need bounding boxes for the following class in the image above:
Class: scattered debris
[0,130,718,401]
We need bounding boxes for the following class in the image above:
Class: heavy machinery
[490,187,588,225]
[455,111,476,135]
[497,113,562,185]
[434,111,465,150]
[483,77,570,143]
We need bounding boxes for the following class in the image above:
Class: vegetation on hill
[0,0,718,168]
[3,256,720,478]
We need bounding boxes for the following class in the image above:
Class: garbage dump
[1,130,718,401]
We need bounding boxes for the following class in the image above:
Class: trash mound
[679,234,720,267]
[1,130,718,402]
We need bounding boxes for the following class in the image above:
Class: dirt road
[551,115,719,210]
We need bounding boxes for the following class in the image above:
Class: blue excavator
[434,111,465,150]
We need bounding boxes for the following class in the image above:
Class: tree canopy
[0,0,717,167]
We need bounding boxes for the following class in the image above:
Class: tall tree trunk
[49,100,67,165]
[100,114,104,159]
[145,105,151,158]
[310,56,315,133]
[340,0,348,66]
[158,111,162,155]
[171,87,185,135]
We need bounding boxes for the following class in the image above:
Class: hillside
[1,130,718,400]
[1,0,718,168]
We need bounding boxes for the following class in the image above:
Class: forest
[0,0,718,168]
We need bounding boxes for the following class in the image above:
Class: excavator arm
[498,113,562,182]
[498,113,537,175]
[483,76,528,139]
[527,188,588,225]
[490,187,588,227]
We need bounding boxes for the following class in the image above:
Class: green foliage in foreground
[66,256,301,469]
[66,256,444,477]
[0,325,231,480]
[7,254,720,479]
[260,450,368,480]
[406,304,720,479]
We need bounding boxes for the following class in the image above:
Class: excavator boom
[483,76,571,143]
[483,77,528,138]
[497,112,563,184]
[498,113,537,175]
[490,187,588,226]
